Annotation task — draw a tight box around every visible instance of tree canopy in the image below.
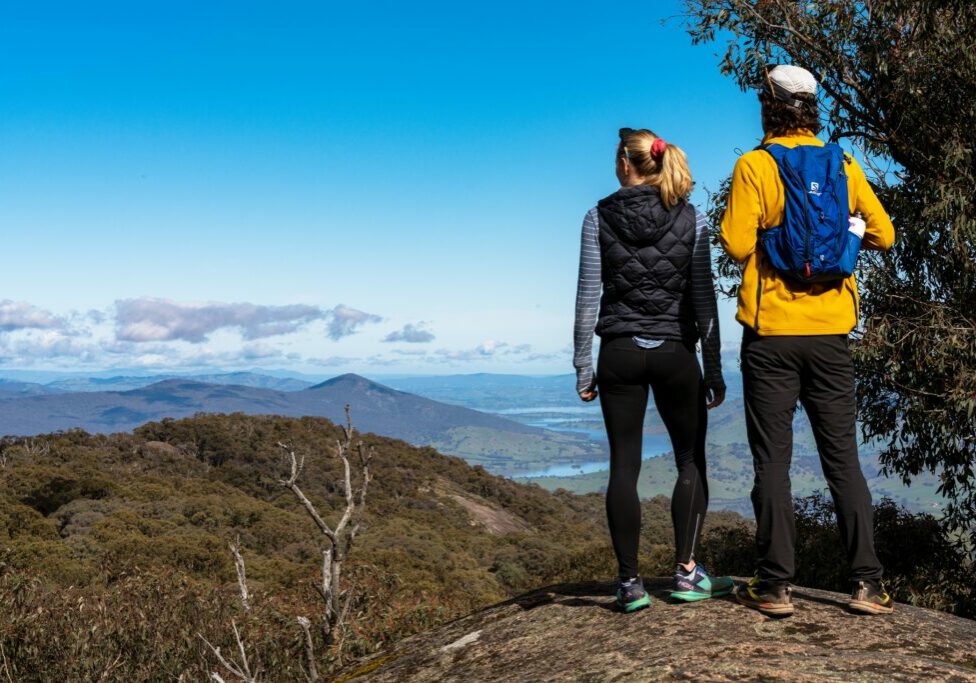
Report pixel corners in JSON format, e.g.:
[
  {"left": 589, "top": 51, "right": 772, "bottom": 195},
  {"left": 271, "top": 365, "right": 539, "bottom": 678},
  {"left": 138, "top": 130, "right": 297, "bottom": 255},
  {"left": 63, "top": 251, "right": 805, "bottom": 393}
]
[{"left": 684, "top": 1, "right": 976, "bottom": 535}]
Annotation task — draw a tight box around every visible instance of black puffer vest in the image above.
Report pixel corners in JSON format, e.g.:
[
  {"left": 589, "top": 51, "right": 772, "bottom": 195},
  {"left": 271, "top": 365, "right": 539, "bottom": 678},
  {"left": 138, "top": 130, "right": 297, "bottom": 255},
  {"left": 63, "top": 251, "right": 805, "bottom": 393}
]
[{"left": 595, "top": 185, "right": 698, "bottom": 342}]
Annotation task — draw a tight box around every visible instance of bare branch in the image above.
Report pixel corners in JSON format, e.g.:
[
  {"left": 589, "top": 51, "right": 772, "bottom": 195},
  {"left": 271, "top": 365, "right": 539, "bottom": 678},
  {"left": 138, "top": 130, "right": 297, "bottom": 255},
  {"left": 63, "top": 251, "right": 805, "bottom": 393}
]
[
  {"left": 1, "top": 642, "right": 14, "bottom": 683},
  {"left": 334, "top": 590, "right": 357, "bottom": 668},
  {"left": 277, "top": 441, "right": 306, "bottom": 484},
  {"left": 333, "top": 441, "right": 356, "bottom": 541},
  {"left": 279, "top": 443, "right": 338, "bottom": 545},
  {"left": 200, "top": 621, "right": 260, "bottom": 683},
  {"left": 229, "top": 539, "right": 251, "bottom": 612},
  {"left": 312, "top": 548, "right": 336, "bottom": 613},
  {"left": 232, "top": 620, "right": 255, "bottom": 682},
  {"left": 297, "top": 616, "right": 319, "bottom": 682},
  {"left": 343, "top": 403, "right": 354, "bottom": 443}
]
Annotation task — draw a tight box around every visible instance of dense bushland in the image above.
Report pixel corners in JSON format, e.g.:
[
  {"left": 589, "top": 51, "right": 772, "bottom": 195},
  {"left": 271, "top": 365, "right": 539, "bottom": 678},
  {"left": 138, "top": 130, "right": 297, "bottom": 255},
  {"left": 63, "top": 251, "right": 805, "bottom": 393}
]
[
  {"left": 0, "top": 414, "right": 971, "bottom": 681},
  {"left": 0, "top": 414, "right": 616, "bottom": 680}
]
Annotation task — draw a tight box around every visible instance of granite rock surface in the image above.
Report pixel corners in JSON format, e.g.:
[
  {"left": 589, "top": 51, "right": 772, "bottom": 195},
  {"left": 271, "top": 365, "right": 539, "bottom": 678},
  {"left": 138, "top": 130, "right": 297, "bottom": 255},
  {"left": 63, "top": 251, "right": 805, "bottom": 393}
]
[{"left": 337, "top": 578, "right": 976, "bottom": 682}]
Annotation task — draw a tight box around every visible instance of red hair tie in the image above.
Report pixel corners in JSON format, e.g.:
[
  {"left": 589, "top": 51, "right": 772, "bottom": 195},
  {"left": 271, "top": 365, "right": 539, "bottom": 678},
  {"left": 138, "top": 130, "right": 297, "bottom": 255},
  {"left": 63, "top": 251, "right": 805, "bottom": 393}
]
[{"left": 651, "top": 137, "right": 668, "bottom": 159}]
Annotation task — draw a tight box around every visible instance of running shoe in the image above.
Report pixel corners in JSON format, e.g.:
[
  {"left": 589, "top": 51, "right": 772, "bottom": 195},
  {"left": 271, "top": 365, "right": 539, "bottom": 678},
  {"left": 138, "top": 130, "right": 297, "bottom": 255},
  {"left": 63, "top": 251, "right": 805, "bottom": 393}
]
[
  {"left": 734, "top": 574, "right": 795, "bottom": 617},
  {"left": 670, "top": 563, "right": 735, "bottom": 602},
  {"left": 849, "top": 580, "right": 895, "bottom": 615},
  {"left": 615, "top": 576, "right": 651, "bottom": 613}
]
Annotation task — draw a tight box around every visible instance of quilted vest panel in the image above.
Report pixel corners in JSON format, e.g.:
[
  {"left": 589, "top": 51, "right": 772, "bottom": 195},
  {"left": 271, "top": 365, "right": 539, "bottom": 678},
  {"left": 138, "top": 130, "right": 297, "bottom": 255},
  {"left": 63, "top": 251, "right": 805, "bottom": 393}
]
[{"left": 595, "top": 185, "right": 698, "bottom": 342}]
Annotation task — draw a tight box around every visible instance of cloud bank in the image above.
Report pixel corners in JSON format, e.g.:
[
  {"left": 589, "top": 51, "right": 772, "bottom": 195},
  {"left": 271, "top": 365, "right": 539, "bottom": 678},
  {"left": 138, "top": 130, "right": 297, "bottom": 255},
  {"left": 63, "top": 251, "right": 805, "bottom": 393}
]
[
  {"left": 113, "top": 298, "right": 382, "bottom": 344},
  {"left": 0, "top": 298, "right": 565, "bottom": 372},
  {"left": 114, "top": 298, "right": 328, "bottom": 343}
]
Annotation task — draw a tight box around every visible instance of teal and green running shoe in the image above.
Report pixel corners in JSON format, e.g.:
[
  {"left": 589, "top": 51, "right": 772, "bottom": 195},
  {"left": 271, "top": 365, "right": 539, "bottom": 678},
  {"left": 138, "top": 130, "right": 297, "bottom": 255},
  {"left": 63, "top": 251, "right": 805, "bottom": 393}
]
[
  {"left": 670, "top": 563, "right": 734, "bottom": 602},
  {"left": 615, "top": 576, "right": 651, "bottom": 613}
]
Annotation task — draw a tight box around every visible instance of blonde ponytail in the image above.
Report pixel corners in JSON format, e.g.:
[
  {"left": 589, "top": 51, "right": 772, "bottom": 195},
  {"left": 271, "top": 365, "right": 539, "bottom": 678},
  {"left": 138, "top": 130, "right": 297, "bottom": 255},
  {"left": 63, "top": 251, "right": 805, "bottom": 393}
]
[
  {"left": 618, "top": 129, "right": 693, "bottom": 208},
  {"left": 651, "top": 143, "right": 693, "bottom": 209}
]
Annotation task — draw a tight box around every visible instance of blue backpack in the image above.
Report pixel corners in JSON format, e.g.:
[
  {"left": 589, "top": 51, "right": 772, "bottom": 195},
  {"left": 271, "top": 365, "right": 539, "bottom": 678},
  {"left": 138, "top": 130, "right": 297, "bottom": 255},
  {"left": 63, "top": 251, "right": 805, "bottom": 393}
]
[{"left": 758, "top": 143, "right": 861, "bottom": 283}]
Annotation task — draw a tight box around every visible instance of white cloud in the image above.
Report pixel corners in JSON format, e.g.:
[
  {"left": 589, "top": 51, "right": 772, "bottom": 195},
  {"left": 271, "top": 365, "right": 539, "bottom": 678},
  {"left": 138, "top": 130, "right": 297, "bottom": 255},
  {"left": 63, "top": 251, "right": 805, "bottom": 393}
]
[
  {"left": 424, "top": 341, "right": 563, "bottom": 364},
  {"left": 115, "top": 297, "right": 328, "bottom": 343},
  {"left": 307, "top": 355, "right": 357, "bottom": 367},
  {"left": 0, "top": 330, "right": 98, "bottom": 365},
  {"left": 0, "top": 300, "right": 63, "bottom": 332},
  {"left": 432, "top": 340, "right": 510, "bottom": 362},
  {"left": 392, "top": 348, "right": 428, "bottom": 356},
  {"left": 381, "top": 322, "right": 435, "bottom": 343},
  {"left": 365, "top": 354, "right": 401, "bottom": 366},
  {"left": 326, "top": 305, "right": 382, "bottom": 341}
]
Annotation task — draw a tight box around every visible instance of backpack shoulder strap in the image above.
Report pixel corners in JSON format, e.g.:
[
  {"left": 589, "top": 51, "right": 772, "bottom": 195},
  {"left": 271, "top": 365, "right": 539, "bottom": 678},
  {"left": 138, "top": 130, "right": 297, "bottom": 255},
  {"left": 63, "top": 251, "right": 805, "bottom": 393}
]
[{"left": 757, "top": 142, "right": 788, "bottom": 163}]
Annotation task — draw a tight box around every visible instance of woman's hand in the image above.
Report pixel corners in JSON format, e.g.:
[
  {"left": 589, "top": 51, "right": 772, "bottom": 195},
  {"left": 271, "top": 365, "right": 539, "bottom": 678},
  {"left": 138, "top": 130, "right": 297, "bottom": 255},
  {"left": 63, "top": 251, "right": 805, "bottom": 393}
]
[
  {"left": 579, "top": 388, "right": 598, "bottom": 402},
  {"left": 705, "top": 385, "right": 726, "bottom": 409}
]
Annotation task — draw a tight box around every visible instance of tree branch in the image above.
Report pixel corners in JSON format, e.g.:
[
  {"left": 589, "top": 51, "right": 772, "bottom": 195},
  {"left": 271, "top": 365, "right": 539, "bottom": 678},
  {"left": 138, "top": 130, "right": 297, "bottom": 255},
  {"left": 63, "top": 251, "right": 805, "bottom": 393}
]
[
  {"left": 200, "top": 620, "right": 260, "bottom": 683},
  {"left": 229, "top": 539, "right": 250, "bottom": 612},
  {"left": 297, "top": 616, "right": 318, "bottom": 683},
  {"left": 278, "top": 442, "right": 338, "bottom": 545}
]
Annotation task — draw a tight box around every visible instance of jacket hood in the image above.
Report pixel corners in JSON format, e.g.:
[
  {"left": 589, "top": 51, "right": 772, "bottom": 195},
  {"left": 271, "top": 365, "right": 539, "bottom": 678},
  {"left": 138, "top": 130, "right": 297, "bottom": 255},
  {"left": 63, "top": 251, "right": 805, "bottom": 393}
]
[{"left": 596, "top": 185, "right": 686, "bottom": 246}]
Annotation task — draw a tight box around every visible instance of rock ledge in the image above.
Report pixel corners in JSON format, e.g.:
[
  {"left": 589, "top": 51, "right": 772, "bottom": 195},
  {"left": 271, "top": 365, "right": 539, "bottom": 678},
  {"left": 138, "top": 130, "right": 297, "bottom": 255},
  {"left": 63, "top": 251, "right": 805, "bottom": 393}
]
[{"left": 337, "top": 578, "right": 976, "bottom": 682}]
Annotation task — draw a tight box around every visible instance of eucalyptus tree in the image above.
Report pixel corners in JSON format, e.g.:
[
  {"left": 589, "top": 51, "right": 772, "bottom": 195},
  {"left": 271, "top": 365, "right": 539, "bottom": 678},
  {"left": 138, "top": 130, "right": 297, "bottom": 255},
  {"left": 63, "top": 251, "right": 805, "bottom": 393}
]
[{"left": 684, "top": 1, "right": 976, "bottom": 535}]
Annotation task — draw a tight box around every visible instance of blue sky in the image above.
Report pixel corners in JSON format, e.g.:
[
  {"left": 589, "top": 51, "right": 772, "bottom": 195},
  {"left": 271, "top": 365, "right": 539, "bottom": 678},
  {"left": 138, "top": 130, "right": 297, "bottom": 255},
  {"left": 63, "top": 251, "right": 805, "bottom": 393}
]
[{"left": 0, "top": 1, "right": 762, "bottom": 376}]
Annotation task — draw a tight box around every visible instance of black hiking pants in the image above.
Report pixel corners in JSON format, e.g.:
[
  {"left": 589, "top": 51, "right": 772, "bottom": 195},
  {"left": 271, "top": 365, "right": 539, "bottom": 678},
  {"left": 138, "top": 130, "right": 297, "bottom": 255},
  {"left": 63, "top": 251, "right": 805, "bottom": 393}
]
[
  {"left": 597, "top": 337, "right": 709, "bottom": 579},
  {"left": 741, "top": 328, "right": 883, "bottom": 584}
]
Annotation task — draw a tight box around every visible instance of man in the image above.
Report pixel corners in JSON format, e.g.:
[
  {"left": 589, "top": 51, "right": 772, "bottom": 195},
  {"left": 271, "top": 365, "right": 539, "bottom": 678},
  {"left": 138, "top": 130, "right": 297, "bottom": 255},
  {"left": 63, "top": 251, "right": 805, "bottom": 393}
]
[{"left": 720, "top": 64, "right": 896, "bottom": 617}]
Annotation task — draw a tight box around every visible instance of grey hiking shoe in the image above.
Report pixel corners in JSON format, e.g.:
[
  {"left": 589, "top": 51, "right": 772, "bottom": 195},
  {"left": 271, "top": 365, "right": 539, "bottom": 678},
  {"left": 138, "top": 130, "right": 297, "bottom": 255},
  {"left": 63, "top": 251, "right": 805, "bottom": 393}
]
[
  {"left": 734, "top": 575, "right": 794, "bottom": 617},
  {"left": 849, "top": 580, "right": 894, "bottom": 615}
]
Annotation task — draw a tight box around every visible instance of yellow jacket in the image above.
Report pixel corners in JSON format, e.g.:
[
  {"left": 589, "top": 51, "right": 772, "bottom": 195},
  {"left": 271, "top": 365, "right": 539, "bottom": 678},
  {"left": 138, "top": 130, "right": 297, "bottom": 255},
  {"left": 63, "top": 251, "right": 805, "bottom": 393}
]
[{"left": 720, "top": 130, "right": 895, "bottom": 335}]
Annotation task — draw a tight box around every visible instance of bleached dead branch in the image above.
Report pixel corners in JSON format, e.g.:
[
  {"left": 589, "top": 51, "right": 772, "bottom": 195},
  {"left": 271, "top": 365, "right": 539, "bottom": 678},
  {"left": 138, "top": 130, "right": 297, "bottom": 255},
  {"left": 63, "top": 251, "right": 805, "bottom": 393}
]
[
  {"left": 229, "top": 539, "right": 250, "bottom": 612},
  {"left": 200, "top": 620, "right": 261, "bottom": 683}
]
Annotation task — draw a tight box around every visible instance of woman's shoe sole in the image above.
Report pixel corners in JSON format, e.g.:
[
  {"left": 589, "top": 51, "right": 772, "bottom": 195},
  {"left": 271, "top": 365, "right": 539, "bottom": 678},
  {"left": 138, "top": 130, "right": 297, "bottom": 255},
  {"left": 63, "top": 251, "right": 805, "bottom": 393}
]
[
  {"left": 670, "top": 585, "right": 734, "bottom": 602},
  {"left": 849, "top": 599, "right": 894, "bottom": 615},
  {"left": 617, "top": 594, "right": 651, "bottom": 613}
]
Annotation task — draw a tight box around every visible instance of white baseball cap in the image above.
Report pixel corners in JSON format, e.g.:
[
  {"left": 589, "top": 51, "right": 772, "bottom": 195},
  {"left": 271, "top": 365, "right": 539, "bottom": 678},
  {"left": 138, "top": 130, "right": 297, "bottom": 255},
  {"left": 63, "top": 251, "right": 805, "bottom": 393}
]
[{"left": 765, "top": 65, "right": 817, "bottom": 107}]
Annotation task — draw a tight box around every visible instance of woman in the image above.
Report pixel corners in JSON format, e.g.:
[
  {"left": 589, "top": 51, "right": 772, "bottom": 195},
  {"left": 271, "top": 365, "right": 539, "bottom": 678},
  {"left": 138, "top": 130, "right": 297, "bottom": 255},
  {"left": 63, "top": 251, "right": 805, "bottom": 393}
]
[{"left": 573, "top": 128, "right": 731, "bottom": 612}]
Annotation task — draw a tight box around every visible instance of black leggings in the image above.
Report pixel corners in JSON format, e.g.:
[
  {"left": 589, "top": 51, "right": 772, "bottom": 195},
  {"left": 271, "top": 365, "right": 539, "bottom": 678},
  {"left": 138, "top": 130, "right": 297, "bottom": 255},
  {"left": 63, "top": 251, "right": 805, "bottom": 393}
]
[{"left": 597, "top": 337, "right": 709, "bottom": 578}]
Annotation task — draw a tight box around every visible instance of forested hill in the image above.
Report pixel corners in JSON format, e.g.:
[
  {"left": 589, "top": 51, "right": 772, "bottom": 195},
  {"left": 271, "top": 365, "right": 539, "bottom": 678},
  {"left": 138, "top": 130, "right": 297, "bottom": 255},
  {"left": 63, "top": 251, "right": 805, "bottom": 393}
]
[{"left": 0, "top": 413, "right": 639, "bottom": 679}]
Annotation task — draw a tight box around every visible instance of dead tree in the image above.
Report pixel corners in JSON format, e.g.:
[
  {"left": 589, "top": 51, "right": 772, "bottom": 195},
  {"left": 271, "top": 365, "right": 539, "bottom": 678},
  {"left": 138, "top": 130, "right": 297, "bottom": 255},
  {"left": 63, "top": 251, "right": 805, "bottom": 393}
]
[
  {"left": 202, "top": 407, "right": 373, "bottom": 682},
  {"left": 278, "top": 404, "right": 373, "bottom": 674}
]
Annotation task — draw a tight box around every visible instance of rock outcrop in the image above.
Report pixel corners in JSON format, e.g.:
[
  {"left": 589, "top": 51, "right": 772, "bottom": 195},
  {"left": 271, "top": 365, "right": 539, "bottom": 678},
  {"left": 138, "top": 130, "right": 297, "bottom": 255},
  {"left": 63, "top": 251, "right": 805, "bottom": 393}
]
[{"left": 337, "top": 579, "right": 976, "bottom": 682}]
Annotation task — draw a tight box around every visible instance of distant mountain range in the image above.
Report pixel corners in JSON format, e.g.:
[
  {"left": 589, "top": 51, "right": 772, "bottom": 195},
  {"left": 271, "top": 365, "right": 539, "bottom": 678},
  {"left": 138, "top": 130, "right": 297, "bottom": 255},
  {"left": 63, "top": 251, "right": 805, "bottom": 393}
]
[
  {"left": 45, "top": 371, "right": 313, "bottom": 393},
  {"left": 383, "top": 362, "right": 745, "bottom": 410},
  {"left": 0, "top": 373, "right": 603, "bottom": 476},
  {"left": 0, "top": 379, "right": 65, "bottom": 397}
]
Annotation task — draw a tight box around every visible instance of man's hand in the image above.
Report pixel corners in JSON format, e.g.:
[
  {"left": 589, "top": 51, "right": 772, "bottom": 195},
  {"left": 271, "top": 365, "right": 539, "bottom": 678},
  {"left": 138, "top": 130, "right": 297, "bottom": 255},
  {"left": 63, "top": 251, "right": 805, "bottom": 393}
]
[
  {"left": 579, "top": 388, "right": 598, "bottom": 402},
  {"left": 706, "top": 385, "right": 726, "bottom": 409}
]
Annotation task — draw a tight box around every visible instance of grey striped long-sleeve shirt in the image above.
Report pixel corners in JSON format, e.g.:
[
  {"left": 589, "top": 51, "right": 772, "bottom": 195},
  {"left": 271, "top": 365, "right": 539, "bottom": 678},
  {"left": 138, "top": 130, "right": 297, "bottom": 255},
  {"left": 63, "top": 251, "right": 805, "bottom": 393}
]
[{"left": 573, "top": 205, "right": 725, "bottom": 394}]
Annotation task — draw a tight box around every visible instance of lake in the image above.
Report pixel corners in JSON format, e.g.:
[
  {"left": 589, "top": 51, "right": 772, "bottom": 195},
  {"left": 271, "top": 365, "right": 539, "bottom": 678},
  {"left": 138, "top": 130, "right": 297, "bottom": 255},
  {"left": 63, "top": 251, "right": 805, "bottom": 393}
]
[{"left": 498, "top": 404, "right": 676, "bottom": 478}]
